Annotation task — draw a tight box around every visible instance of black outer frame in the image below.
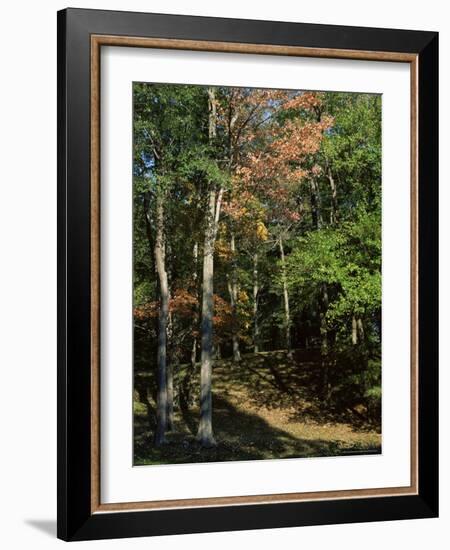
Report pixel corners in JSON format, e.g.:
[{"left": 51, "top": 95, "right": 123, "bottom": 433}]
[{"left": 57, "top": 8, "right": 438, "bottom": 541}]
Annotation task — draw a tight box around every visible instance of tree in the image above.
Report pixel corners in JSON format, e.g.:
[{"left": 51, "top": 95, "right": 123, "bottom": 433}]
[
  {"left": 236, "top": 91, "right": 332, "bottom": 355},
  {"left": 133, "top": 83, "right": 210, "bottom": 445},
  {"left": 197, "top": 87, "right": 224, "bottom": 447},
  {"left": 132, "top": 84, "right": 382, "bottom": 456}
]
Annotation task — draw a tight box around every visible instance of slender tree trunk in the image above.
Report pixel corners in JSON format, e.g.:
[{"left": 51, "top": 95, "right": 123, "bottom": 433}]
[
  {"left": 327, "top": 166, "right": 338, "bottom": 225},
  {"left": 320, "top": 294, "right": 329, "bottom": 354},
  {"left": 166, "top": 310, "right": 174, "bottom": 431},
  {"left": 253, "top": 252, "right": 259, "bottom": 353},
  {"left": 154, "top": 192, "right": 169, "bottom": 446},
  {"left": 310, "top": 179, "right": 331, "bottom": 398},
  {"left": 179, "top": 242, "right": 199, "bottom": 412},
  {"left": 320, "top": 283, "right": 331, "bottom": 402},
  {"left": 208, "top": 87, "right": 217, "bottom": 140},
  {"left": 309, "top": 178, "right": 323, "bottom": 229},
  {"left": 229, "top": 231, "right": 241, "bottom": 362},
  {"left": 191, "top": 241, "right": 199, "bottom": 368},
  {"left": 279, "top": 236, "right": 292, "bottom": 359},
  {"left": 352, "top": 315, "right": 358, "bottom": 345},
  {"left": 357, "top": 317, "right": 365, "bottom": 343},
  {"left": 351, "top": 315, "right": 365, "bottom": 346},
  {"left": 188, "top": 343, "right": 197, "bottom": 378},
  {"left": 197, "top": 189, "right": 217, "bottom": 447},
  {"left": 357, "top": 317, "right": 368, "bottom": 396},
  {"left": 197, "top": 86, "right": 220, "bottom": 447},
  {"left": 191, "top": 339, "right": 197, "bottom": 368},
  {"left": 166, "top": 357, "right": 174, "bottom": 431}
]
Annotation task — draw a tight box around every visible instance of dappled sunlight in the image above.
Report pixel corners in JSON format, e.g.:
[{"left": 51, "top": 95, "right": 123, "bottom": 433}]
[{"left": 134, "top": 350, "right": 380, "bottom": 465}]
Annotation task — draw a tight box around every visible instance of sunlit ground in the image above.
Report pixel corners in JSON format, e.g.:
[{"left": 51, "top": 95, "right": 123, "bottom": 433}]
[{"left": 134, "top": 350, "right": 381, "bottom": 465}]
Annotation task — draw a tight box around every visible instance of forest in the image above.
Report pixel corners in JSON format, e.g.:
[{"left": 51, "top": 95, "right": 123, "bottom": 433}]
[{"left": 133, "top": 83, "right": 382, "bottom": 465}]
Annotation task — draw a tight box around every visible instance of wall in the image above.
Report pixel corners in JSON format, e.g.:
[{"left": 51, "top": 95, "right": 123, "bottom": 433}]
[{"left": 0, "top": 1, "right": 447, "bottom": 548}]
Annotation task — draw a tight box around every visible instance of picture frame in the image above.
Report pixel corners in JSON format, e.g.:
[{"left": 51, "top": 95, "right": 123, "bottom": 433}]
[{"left": 57, "top": 7, "right": 438, "bottom": 541}]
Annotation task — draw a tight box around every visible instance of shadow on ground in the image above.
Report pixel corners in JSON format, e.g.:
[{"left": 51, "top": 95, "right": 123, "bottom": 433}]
[
  {"left": 134, "top": 392, "right": 379, "bottom": 465},
  {"left": 134, "top": 349, "right": 381, "bottom": 465}
]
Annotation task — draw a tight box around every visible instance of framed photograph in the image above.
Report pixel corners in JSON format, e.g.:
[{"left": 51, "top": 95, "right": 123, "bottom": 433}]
[{"left": 57, "top": 8, "right": 438, "bottom": 541}]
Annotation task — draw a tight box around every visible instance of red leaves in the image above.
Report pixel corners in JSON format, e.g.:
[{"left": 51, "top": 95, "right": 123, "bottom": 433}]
[
  {"left": 134, "top": 291, "right": 232, "bottom": 326},
  {"left": 134, "top": 301, "right": 159, "bottom": 320},
  {"left": 134, "top": 289, "right": 197, "bottom": 320},
  {"left": 231, "top": 94, "right": 333, "bottom": 226}
]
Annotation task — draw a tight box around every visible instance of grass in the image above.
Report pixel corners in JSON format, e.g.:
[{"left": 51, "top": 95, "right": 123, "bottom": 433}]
[{"left": 134, "top": 349, "right": 381, "bottom": 465}]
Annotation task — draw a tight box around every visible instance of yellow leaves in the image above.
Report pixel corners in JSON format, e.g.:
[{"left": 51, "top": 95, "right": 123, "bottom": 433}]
[
  {"left": 215, "top": 239, "right": 232, "bottom": 260},
  {"left": 256, "top": 221, "right": 269, "bottom": 241},
  {"left": 238, "top": 290, "right": 249, "bottom": 303}
]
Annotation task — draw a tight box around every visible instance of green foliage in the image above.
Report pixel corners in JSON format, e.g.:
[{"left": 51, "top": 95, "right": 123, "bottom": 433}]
[
  {"left": 133, "top": 83, "right": 383, "bottom": 449},
  {"left": 283, "top": 206, "right": 381, "bottom": 325}
]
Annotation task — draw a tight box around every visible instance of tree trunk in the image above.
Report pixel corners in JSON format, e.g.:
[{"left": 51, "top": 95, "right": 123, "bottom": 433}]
[
  {"left": 320, "top": 283, "right": 331, "bottom": 402},
  {"left": 351, "top": 315, "right": 365, "bottom": 346},
  {"left": 253, "top": 253, "right": 259, "bottom": 353},
  {"left": 154, "top": 192, "right": 169, "bottom": 446},
  {"left": 357, "top": 317, "right": 365, "bottom": 343},
  {"left": 310, "top": 173, "right": 331, "bottom": 397},
  {"left": 309, "top": 178, "right": 323, "bottom": 229},
  {"left": 208, "top": 87, "right": 217, "bottom": 140},
  {"left": 327, "top": 166, "right": 338, "bottom": 225},
  {"left": 191, "top": 336, "right": 197, "bottom": 368},
  {"left": 197, "top": 86, "right": 220, "bottom": 448},
  {"left": 191, "top": 241, "right": 199, "bottom": 368},
  {"left": 352, "top": 315, "right": 358, "bottom": 345},
  {"left": 166, "top": 358, "right": 174, "bottom": 431},
  {"left": 166, "top": 310, "right": 174, "bottom": 431},
  {"left": 197, "top": 189, "right": 217, "bottom": 447},
  {"left": 279, "top": 236, "right": 292, "bottom": 359},
  {"left": 357, "top": 317, "right": 368, "bottom": 396},
  {"left": 229, "top": 231, "right": 241, "bottom": 362}
]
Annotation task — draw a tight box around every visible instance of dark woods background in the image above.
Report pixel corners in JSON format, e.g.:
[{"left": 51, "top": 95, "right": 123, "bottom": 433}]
[{"left": 132, "top": 83, "right": 382, "bottom": 465}]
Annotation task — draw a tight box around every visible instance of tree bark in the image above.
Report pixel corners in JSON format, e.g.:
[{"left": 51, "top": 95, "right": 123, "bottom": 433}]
[
  {"left": 253, "top": 253, "right": 259, "bottom": 353},
  {"left": 357, "top": 317, "right": 365, "bottom": 343},
  {"left": 279, "top": 236, "right": 293, "bottom": 359},
  {"left": 351, "top": 315, "right": 365, "bottom": 346},
  {"left": 310, "top": 180, "right": 331, "bottom": 394},
  {"left": 197, "top": 189, "right": 217, "bottom": 447},
  {"left": 166, "top": 357, "right": 174, "bottom": 431},
  {"left": 197, "top": 86, "right": 220, "bottom": 447},
  {"left": 191, "top": 241, "right": 199, "bottom": 368},
  {"left": 153, "top": 191, "right": 169, "bottom": 446},
  {"left": 352, "top": 315, "right": 358, "bottom": 345},
  {"left": 166, "top": 310, "right": 174, "bottom": 431},
  {"left": 309, "top": 178, "right": 323, "bottom": 229},
  {"left": 229, "top": 231, "right": 241, "bottom": 362},
  {"left": 320, "top": 283, "right": 331, "bottom": 402},
  {"left": 327, "top": 166, "right": 338, "bottom": 225}
]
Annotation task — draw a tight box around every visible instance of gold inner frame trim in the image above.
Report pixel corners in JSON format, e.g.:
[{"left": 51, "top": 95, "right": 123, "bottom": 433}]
[{"left": 90, "top": 34, "right": 419, "bottom": 514}]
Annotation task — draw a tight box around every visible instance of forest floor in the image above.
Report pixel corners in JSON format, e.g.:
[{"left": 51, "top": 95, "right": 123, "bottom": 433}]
[{"left": 134, "top": 350, "right": 381, "bottom": 465}]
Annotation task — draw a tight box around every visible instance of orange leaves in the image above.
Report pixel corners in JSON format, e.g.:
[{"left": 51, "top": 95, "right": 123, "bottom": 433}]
[
  {"left": 273, "top": 118, "right": 331, "bottom": 161},
  {"left": 134, "top": 289, "right": 198, "bottom": 321},
  {"left": 214, "top": 88, "right": 333, "bottom": 231},
  {"left": 282, "top": 91, "right": 324, "bottom": 111},
  {"left": 221, "top": 190, "right": 254, "bottom": 220},
  {"left": 134, "top": 291, "right": 235, "bottom": 328},
  {"left": 134, "top": 301, "right": 159, "bottom": 320},
  {"left": 170, "top": 289, "right": 197, "bottom": 317},
  {"left": 212, "top": 294, "right": 233, "bottom": 329},
  {"left": 240, "top": 116, "right": 332, "bottom": 188},
  {"left": 230, "top": 94, "right": 333, "bottom": 226}
]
